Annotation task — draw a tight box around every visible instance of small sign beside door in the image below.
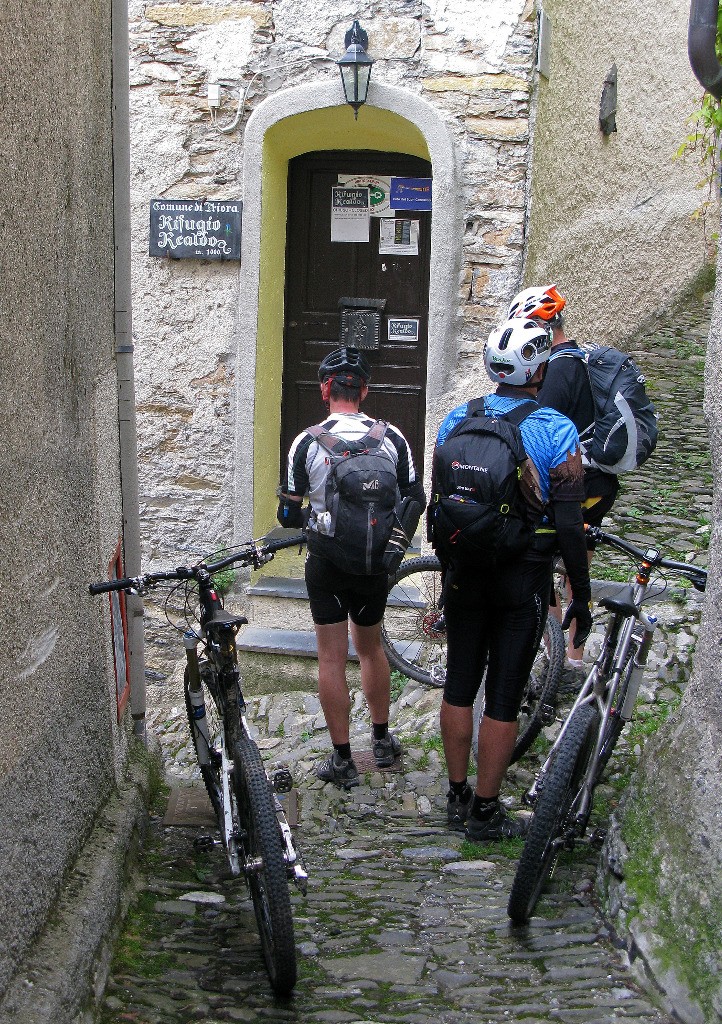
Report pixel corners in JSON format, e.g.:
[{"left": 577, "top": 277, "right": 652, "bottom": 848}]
[
  {"left": 387, "top": 317, "right": 420, "bottom": 343},
  {"left": 389, "top": 177, "right": 432, "bottom": 211}
]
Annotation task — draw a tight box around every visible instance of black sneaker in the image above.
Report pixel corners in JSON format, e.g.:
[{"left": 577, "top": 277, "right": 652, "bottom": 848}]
[
  {"left": 465, "top": 803, "right": 528, "bottom": 842},
  {"left": 316, "top": 752, "right": 359, "bottom": 790},
  {"left": 372, "top": 731, "right": 402, "bottom": 768},
  {"left": 447, "top": 784, "right": 473, "bottom": 831}
]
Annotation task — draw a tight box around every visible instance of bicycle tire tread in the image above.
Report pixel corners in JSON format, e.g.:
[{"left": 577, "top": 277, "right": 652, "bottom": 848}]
[
  {"left": 233, "top": 731, "right": 297, "bottom": 994},
  {"left": 508, "top": 703, "right": 598, "bottom": 924}
]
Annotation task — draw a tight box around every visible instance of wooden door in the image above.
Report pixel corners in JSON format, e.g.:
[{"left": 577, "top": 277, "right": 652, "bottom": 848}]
[{"left": 281, "top": 150, "right": 431, "bottom": 468}]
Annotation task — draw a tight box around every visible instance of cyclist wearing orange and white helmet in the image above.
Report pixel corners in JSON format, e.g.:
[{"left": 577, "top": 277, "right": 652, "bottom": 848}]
[{"left": 509, "top": 285, "right": 620, "bottom": 669}]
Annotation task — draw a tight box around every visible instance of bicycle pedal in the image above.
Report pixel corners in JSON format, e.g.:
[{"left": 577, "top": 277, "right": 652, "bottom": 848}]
[
  {"left": 521, "top": 791, "right": 536, "bottom": 808},
  {"left": 272, "top": 766, "right": 294, "bottom": 793},
  {"left": 193, "top": 834, "right": 220, "bottom": 852},
  {"left": 590, "top": 827, "right": 607, "bottom": 848}
]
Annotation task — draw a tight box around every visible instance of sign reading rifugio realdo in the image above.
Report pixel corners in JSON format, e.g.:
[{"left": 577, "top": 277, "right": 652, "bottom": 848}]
[{"left": 149, "top": 199, "right": 242, "bottom": 260}]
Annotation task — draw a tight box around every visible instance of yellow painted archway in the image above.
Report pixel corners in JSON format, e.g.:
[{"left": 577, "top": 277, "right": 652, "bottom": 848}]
[{"left": 253, "top": 104, "right": 431, "bottom": 533}]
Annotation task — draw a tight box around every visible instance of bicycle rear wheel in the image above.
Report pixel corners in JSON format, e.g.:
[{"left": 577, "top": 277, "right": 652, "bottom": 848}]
[
  {"left": 382, "top": 555, "right": 447, "bottom": 686},
  {"left": 183, "top": 667, "right": 223, "bottom": 821},
  {"left": 472, "top": 614, "right": 565, "bottom": 765},
  {"left": 507, "top": 702, "right": 598, "bottom": 925},
  {"left": 233, "top": 729, "right": 297, "bottom": 995}
]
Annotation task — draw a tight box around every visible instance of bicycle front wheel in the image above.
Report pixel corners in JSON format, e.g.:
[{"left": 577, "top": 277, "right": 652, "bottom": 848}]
[
  {"left": 507, "top": 702, "right": 598, "bottom": 925},
  {"left": 382, "top": 555, "right": 446, "bottom": 686},
  {"left": 233, "top": 729, "right": 297, "bottom": 995}
]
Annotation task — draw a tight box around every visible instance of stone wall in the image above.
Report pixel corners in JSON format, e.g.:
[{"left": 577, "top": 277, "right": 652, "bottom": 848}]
[
  {"left": 0, "top": 0, "right": 126, "bottom": 998},
  {"left": 128, "top": 0, "right": 537, "bottom": 566},
  {"left": 524, "top": 0, "right": 710, "bottom": 345}
]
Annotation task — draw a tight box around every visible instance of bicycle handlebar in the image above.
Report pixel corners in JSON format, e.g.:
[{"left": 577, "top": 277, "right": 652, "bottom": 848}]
[
  {"left": 586, "top": 526, "right": 708, "bottom": 591},
  {"left": 88, "top": 532, "right": 308, "bottom": 596}
]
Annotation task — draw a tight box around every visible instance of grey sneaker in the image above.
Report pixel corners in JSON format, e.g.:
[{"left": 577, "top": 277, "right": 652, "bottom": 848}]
[
  {"left": 465, "top": 803, "right": 528, "bottom": 842},
  {"left": 447, "top": 784, "right": 473, "bottom": 831},
  {"left": 316, "top": 751, "right": 359, "bottom": 790},
  {"left": 372, "top": 731, "right": 402, "bottom": 768}
]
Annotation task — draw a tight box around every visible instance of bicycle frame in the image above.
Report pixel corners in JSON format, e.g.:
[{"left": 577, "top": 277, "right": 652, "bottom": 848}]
[{"left": 526, "top": 550, "right": 661, "bottom": 835}]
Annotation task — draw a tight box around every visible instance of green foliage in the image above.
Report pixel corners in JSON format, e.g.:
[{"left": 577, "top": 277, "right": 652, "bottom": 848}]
[
  {"left": 676, "top": 8, "right": 722, "bottom": 244},
  {"left": 390, "top": 670, "right": 407, "bottom": 702}
]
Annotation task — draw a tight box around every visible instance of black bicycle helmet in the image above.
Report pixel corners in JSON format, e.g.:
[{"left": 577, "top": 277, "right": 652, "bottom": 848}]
[{"left": 317, "top": 346, "right": 371, "bottom": 384}]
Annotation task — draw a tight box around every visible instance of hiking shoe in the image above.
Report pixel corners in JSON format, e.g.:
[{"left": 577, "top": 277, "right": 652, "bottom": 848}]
[
  {"left": 465, "top": 803, "right": 528, "bottom": 842},
  {"left": 316, "top": 752, "right": 359, "bottom": 790},
  {"left": 372, "top": 731, "right": 402, "bottom": 768},
  {"left": 447, "top": 784, "right": 473, "bottom": 831}
]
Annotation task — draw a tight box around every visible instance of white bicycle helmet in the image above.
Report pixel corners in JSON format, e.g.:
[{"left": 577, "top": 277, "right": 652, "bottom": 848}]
[
  {"left": 484, "top": 318, "right": 553, "bottom": 386},
  {"left": 507, "top": 284, "right": 566, "bottom": 322}
]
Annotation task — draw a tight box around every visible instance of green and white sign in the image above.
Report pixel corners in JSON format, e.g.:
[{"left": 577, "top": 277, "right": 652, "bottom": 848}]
[{"left": 338, "top": 174, "right": 394, "bottom": 217}]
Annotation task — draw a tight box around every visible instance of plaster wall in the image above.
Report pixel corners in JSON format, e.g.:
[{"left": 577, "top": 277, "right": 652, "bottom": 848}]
[
  {"left": 0, "top": 0, "right": 125, "bottom": 996},
  {"left": 523, "top": 0, "right": 710, "bottom": 343}
]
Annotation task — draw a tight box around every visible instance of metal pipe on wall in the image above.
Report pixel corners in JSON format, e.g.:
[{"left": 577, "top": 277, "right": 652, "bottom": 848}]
[
  {"left": 689, "top": 0, "right": 722, "bottom": 99},
  {"left": 112, "top": 0, "right": 146, "bottom": 741}
]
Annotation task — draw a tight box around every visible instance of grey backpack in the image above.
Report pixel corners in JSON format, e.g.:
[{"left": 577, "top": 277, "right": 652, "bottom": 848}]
[
  {"left": 550, "top": 346, "right": 658, "bottom": 474},
  {"left": 306, "top": 420, "right": 401, "bottom": 575}
]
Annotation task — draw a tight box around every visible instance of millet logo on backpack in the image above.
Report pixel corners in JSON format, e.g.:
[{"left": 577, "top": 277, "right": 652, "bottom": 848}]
[{"left": 362, "top": 478, "right": 380, "bottom": 491}]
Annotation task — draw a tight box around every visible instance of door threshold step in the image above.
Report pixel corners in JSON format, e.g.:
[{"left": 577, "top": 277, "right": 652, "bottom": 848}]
[{"left": 237, "top": 626, "right": 359, "bottom": 660}]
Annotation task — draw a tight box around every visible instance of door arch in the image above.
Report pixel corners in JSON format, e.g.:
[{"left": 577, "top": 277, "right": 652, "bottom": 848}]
[{"left": 234, "top": 82, "right": 460, "bottom": 541}]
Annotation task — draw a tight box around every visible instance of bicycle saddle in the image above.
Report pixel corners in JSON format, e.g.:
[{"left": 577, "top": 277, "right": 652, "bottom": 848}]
[
  {"left": 206, "top": 609, "right": 249, "bottom": 629},
  {"left": 598, "top": 585, "right": 639, "bottom": 618}
]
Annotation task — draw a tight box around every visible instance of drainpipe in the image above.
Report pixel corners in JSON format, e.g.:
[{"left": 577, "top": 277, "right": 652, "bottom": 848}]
[
  {"left": 689, "top": 0, "right": 722, "bottom": 99},
  {"left": 112, "top": 0, "right": 146, "bottom": 743}
]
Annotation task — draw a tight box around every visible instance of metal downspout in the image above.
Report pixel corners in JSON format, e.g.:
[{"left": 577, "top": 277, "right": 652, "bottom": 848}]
[
  {"left": 112, "top": 0, "right": 146, "bottom": 742},
  {"left": 689, "top": 0, "right": 722, "bottom": 99}
]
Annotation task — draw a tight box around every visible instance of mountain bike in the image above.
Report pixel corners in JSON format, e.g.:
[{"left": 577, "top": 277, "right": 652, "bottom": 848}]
[
  {"left": 507, "top": 527, "right": 707, "bottom": 925},
  {"left": 89, "top": 533, "right": 307, "bottom": 995},
  {"left": 381, "top": 554, "right": 565, "bottom": 764}
]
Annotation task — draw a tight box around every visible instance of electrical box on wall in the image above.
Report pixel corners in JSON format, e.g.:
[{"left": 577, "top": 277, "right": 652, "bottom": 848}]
[{"left": 536, "top": 9, "right": 551, "bottom": 79}]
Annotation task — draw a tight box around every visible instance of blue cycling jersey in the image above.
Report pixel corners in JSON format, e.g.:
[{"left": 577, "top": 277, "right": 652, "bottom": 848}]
[{"left": 435, "top": 394, "right": 580, "bottom": 506}]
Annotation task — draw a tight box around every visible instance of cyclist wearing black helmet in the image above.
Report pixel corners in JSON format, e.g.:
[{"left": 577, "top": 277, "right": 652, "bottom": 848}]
[{"left": 278, "top": 347, "right": 426, "bottom": 789}]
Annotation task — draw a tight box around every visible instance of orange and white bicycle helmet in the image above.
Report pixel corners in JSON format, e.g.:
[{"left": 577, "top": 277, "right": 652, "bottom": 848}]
[
  {"left": 484, "top": 318, "right": 553, "bottom": 386},
  {"left": 507, "top": 284, "right": 566, "bottom": 322}
]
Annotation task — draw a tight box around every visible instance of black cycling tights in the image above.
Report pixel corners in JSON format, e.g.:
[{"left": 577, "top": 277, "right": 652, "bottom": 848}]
[{"left": 442, "top": 556, "right": 551, "bottom": 721}]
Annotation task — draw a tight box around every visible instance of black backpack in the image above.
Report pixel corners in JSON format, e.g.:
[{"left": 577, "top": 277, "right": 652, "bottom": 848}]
[
  {"left": 428, "top": 398, "right": 539, "bottom": 567},
  {"left": 306, "top": 420, "right": 401, "bottom": 575},
  {"left": 550, "top": 346, "right": 658, "bottom": 474}
]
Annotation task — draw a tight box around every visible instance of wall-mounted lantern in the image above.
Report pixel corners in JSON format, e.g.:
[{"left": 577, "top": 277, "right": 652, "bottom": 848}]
[{"left": 338, "top": 20, "right": 374, "bottom": 118}]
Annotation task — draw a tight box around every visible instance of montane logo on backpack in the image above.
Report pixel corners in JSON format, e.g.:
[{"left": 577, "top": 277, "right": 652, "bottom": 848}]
[
  {"left": 451, "top": 460, "right": 489, "bottom": 473},
  {"left": 362, "top": 478, "right": 380, "bottom": 490}
]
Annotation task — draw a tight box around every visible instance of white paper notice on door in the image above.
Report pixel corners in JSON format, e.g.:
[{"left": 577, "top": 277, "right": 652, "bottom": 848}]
[
  {"left": 331, "top": 186, "right": 370, "bottom": 242},
  {"left": 379, "top": 218, "right": 419, "bottom": 256}
]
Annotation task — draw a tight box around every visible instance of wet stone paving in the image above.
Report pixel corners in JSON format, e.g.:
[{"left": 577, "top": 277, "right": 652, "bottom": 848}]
[{"left": 98, "top": 299, "right": 712, "bottom": 1023}]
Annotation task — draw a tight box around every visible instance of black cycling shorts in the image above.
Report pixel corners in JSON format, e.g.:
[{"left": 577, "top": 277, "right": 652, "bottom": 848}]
[
  {"left": 304, "top": 553, "right": 388, "bottom": 627},
  {"left": 442, "top": 555, "right": 551, "bottom": 721}
]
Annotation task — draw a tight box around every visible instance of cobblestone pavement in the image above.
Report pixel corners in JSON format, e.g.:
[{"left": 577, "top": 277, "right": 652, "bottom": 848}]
[{"left": 97, "top": 299, "right": 711, "bottom": 1023}]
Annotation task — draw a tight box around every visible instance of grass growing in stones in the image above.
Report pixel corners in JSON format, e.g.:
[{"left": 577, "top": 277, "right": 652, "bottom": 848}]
[
  {"left": 627, "top": 697, "right": 681, "bottom": 745},
  {"left": 111, "top": 890, "right": 177, "bottom": 979},
  {"left": 459, "top": 837, "right": 524, "bottom": 860},
  {"left": 390, "top": 669, "right": 407, "bottom": 701}
]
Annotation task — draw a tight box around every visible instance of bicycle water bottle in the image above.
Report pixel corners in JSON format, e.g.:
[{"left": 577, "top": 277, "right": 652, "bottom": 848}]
[
  {"left": 620, "top": 616, "right": 657, "bottom": 720},
  {"left": 185, "top": 631, "right": 212, "bottom": 765}
]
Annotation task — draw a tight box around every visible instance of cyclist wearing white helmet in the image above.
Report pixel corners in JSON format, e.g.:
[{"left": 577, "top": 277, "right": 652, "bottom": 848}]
[
  {"left": 508, "top": 284, "right": 620, "bottom": 668},
  {"left": 434, "top": 317, "right": 591, "bottom": 841},
  {"left": 278, "top": 347, "right": 425, "bottom": 791}
]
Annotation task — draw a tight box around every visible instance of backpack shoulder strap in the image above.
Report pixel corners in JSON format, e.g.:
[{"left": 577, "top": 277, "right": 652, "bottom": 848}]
[
  {"left": 548, "top": 347, "right": 587, "bottom": 363},
  {"left": 465, "top": 397, "right": 487, "bottom": 417},
  {"left": 361, "top": 419, "right": 389, "bottom": 450},
  {"left": 500, "top": 400, "right": 537, "bottom": 427},
  {"left": 306, "top": 423, "right": 347, "bottom": 455}
]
